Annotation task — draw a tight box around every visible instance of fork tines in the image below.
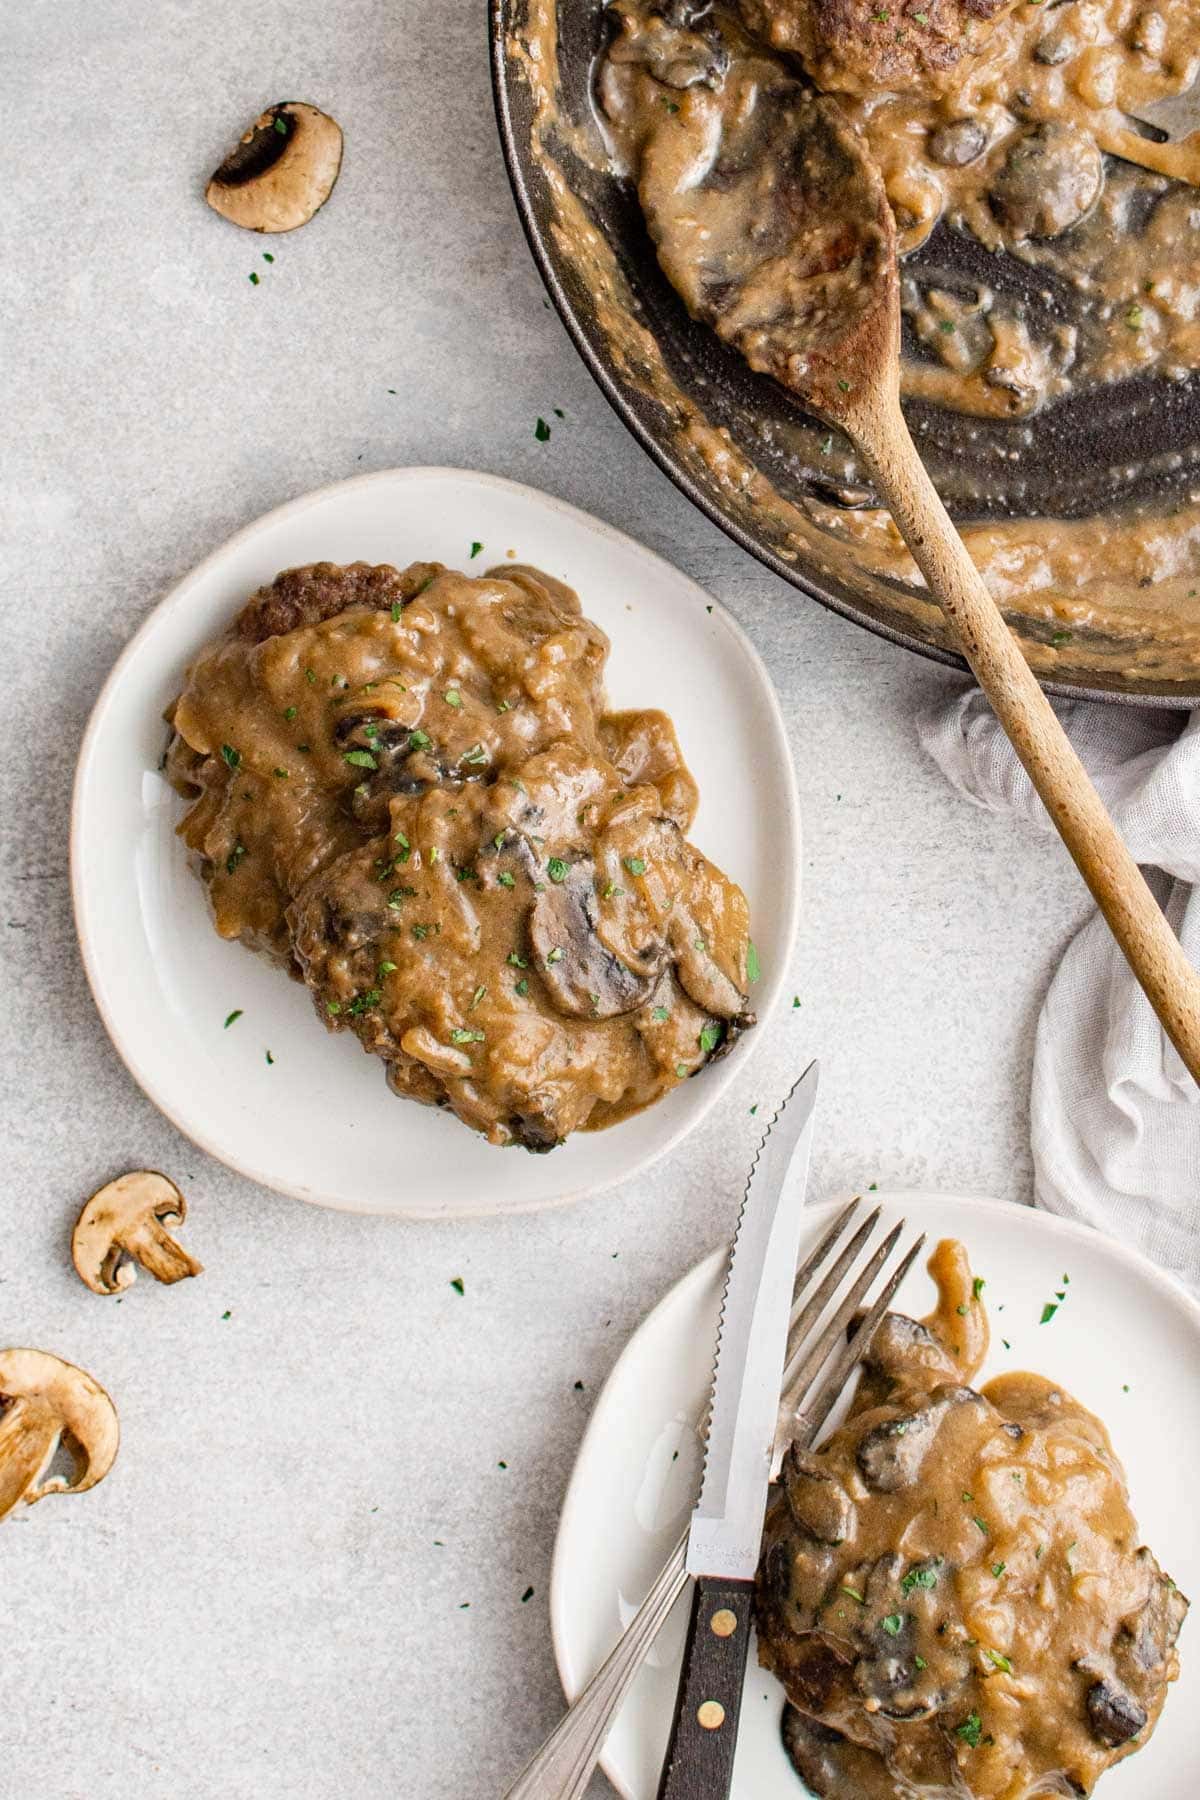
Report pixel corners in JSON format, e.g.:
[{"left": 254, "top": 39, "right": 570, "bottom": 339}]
[{"left": 772, "top": 1199, "right": 925, "bottom": 1471}]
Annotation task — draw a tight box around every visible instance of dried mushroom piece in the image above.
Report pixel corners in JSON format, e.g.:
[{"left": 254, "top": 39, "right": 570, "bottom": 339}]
[
  {"left": 72, "top": 1170, "right": 203, "bottom": 1295},
  {"left": 0, "top": 1349, "right": 119, "bottom": 1522},
  {"left": 205, "top": 101, "right": 343, "bottom": 233}
]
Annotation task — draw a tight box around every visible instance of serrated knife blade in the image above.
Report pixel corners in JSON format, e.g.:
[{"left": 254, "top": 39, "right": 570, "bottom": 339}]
[{"left": 686, "top": 1061, "right": 819, "bottom": 1581}]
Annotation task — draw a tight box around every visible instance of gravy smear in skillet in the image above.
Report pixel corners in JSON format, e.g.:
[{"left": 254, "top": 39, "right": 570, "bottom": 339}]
[
  {"left": 166, "top": 561, "right": 755, "bottom": 1150},
  {"left": 756, "top": 1240, "right": 1188, "bottom": 1796},
  {"left": 599, "top": 0, "right": 1200, "bottom": 423}
]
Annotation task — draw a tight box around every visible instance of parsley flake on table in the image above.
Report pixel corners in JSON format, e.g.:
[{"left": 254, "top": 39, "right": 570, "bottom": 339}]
[
  {"left": 450, "top": 1277, "right": 465, "bottom": 1295},
  {"left": 521, "top": 1586, "right": 534, "bottom": 1603},
  {"left": 223, "top": 1009, "right": 243, "bottom": 1029},
  {"left": 535, "top": 417, "right": 551, "bottom": 441},
  {"left": 470, "top": 541, "right": 483, "bottom": 558},
  {"left": 265, "top": 1049, "right": 274, "bottom": 1065}
]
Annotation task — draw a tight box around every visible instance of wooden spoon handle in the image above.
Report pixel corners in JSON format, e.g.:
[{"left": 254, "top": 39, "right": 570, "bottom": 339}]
[{"left": 849, "top": 383, "right": 1200, "bottom": 1085}]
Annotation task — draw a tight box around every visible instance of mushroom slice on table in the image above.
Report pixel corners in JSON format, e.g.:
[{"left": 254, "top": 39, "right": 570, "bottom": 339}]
[
  {"left": 205, "top": 101, "right": 343, "bottom": 233},
  {"left": 0, "top": 1349, "right": 119, "bottom": 1523},
  {"left": 72, "top": 1170, "right": 204, "bottom": 1295}
]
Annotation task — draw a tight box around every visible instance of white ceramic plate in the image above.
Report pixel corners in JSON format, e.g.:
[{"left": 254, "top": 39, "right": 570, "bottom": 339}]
[
  {"left": 71, "top": 468, "right": 799, "bottom": 1217},
  {"left": 552, "top": 1192, "right": 1200, "bottom": 1798}
]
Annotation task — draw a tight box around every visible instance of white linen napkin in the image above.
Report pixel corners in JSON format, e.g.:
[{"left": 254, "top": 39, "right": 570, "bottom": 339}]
[{"left": 919, "top": 686, "right": 1200, "bottom": 1292}]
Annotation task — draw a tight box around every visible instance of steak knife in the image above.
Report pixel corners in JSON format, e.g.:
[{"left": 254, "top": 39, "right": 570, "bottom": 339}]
[{"left": 656, "top": 1062, "right": 819, "bottom": 1800}]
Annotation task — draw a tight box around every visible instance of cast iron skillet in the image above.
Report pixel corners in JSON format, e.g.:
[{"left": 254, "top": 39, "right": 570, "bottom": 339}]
[{"left": 490, "top": 0, "right": 1200, "bottom": 707}]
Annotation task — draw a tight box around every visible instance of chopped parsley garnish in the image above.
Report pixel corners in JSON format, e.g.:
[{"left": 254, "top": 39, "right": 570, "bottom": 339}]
[
  {"left": 507, "top": 952, "right": 528, "bottom": 968},
  {"left": 521, "top": 1586, "right": 534, "bottom": 1603},
  {"left": 379, "top": 961, "right": 397, "bottom": 976},
  {"left": 602, "top": 881, "right": 624, "bottom": 899},
  {"left": 914, "top": 1655, "right": 927, "bottom": 1670},
  {"left": 391, "top": 601, "right": 403, "bottom": 623},
  {"left": 265, "top": 1050, "right": 274, "bottom": 1065},
  {"left": 746, "top": 940, "right": 761, "bottom": 983},
  {"left": 450, "top": 1277, "right": 465, "bottom": 1295},
  {"left": 534, "top": 417, "right": 551, "bottom": 441},
  {"left": 545, "top": 947, "right": 564, "bottom": 965},
  {"left": 623, "top": 856, "right": 647, "bottom": 877},
  {"left": 973, "top": 1516, "right": 989, "bottom": 1535},
  {"left": 412, "top": 924, "right": 431, "bottom": 940},
  {"left": 991, "top": 1562, "right": 1007, "bottom": 1579},
  {"left": 326, "top": 1000, "right": 342, "bottom": 1015},
  {"left": 273, "top": 767, "right": 289, "bottom": 779},
  {"left": 387, "top": 886, "right": 417, "bottom": 909},
  {"left": 469, "top": 985, "right": 486, "bottom": 1010},
  {"left": 984, "top": 1648, "right": 1012, "bottom": 1673},
  {"left": 698, "top": 1022, "right": 724, "bottom": 1054},
  {"left": 955, "top": 1713, "right": 984, "bottom": 1749},
  {"left": 225, "top": 842, "right": 247, "bottom": 875},
  {"left": 347, "top": 989, "right": 381, "bottom": 1016},
  {"left": 675, "top": 1062, "right": 689, "bottom": 1078},
  {"left": 840, "top": 1584, "right": 866, "bottom": 1604},
  {"left": 460, "top": 743, "right": 488, "bottom": 767},
  {"left": 514, "top": 977, "right": 529, "bottom": 996},
  {"left": 470, "top": 541, "right": 483, "bottom": 558},
  {"left": 409, "top": 729, "right": 432, "bottom": 750},
  {"left": 497, "top": 871, "right": 516, "bottom": 888},
  {"left": 443, "top": 688, "right": 462, "bottom": 708},
  {"left": 223, "top": 1009, "right": 243, "bottom": 1029},
  {"left": 273, "top": 115, "right": 288, "bottom": 135},
  {"left": 881, "top": 1614, "right": 904, "bottom": 1637},
  {"left": 973, "top": 1276, "right": 986, "bottom": 1299},
  {"left": 450, "top": 1027, "right": 485, "bottom": 1045},
  {"left": 283, "top": 705, "right": 297, "bottom": 720},
  {"left": 220, "top": 743, "right": 242, "bottom": 770},
  {"left": 547, "top": 857, "right": 569, "bottom": 882},
  {"left": 344, "top": 750, "right": 377, "bottom": 770},
  {"left": 901, "top": 1561, "right": 940, "bottom": 1595},
  {"left": 1040, "top": 1301, "right": 1060, "bottom": 1324},
  {"left": 248, "top": 271, "right": 260, "bottom": 285},
  {"left": 305, "top": 668, "right": 317, "bottom": 684},
  {"left": 652, "top": 1006, "right": 670, "bottom": 1022}
]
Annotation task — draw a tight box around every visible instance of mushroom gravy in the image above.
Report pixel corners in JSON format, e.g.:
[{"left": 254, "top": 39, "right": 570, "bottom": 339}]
[
  {"left": 166, "top": 560, "right": 755, "bottom": 1150},
  {"left": 599, "top": 0, "right": 1200, "bottom": 422},
  {"left": 504, "top": 0, "right": 1200, "bottom": 684},
  {"left": 756, "top": 1239, "right": 1188, "bottom": 1797}
]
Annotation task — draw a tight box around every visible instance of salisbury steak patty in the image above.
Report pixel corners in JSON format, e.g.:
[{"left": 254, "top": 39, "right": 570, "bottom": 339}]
[
  {"left": 166, "top": 560, "right": 756, "bottom": 1149},
  {"left": 736, "top": 0, "right": 1020, "bottom": 95}
]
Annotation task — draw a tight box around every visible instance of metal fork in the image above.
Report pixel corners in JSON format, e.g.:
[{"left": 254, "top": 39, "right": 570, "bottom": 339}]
[{"left": 502, "top": 1199, "right": 924, "bottom": 1800}]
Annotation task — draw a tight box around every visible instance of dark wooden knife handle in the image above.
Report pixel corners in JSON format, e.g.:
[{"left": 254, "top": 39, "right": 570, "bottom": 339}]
[{"left": 656, "top": 1575, "right": 755, "bottom": 1800}]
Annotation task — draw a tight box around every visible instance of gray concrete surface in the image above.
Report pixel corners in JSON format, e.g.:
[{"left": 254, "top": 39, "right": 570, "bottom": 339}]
[{"left": 2, "top": 3, "right": 1091, "bottom": 1795}]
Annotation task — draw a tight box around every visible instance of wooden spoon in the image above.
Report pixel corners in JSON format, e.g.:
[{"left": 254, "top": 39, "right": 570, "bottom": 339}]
[{"left": 637, "top": 86, "right": 1200, "bottom": 1080}]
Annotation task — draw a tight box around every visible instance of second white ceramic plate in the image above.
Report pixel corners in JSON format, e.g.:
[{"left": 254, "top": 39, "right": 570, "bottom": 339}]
[
  {"left": 71, "top": 468, "right": 799, "bottom": 1217},
  {"left": 551, "top": 1193, "right": 1200, "bottom": 1798}
]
